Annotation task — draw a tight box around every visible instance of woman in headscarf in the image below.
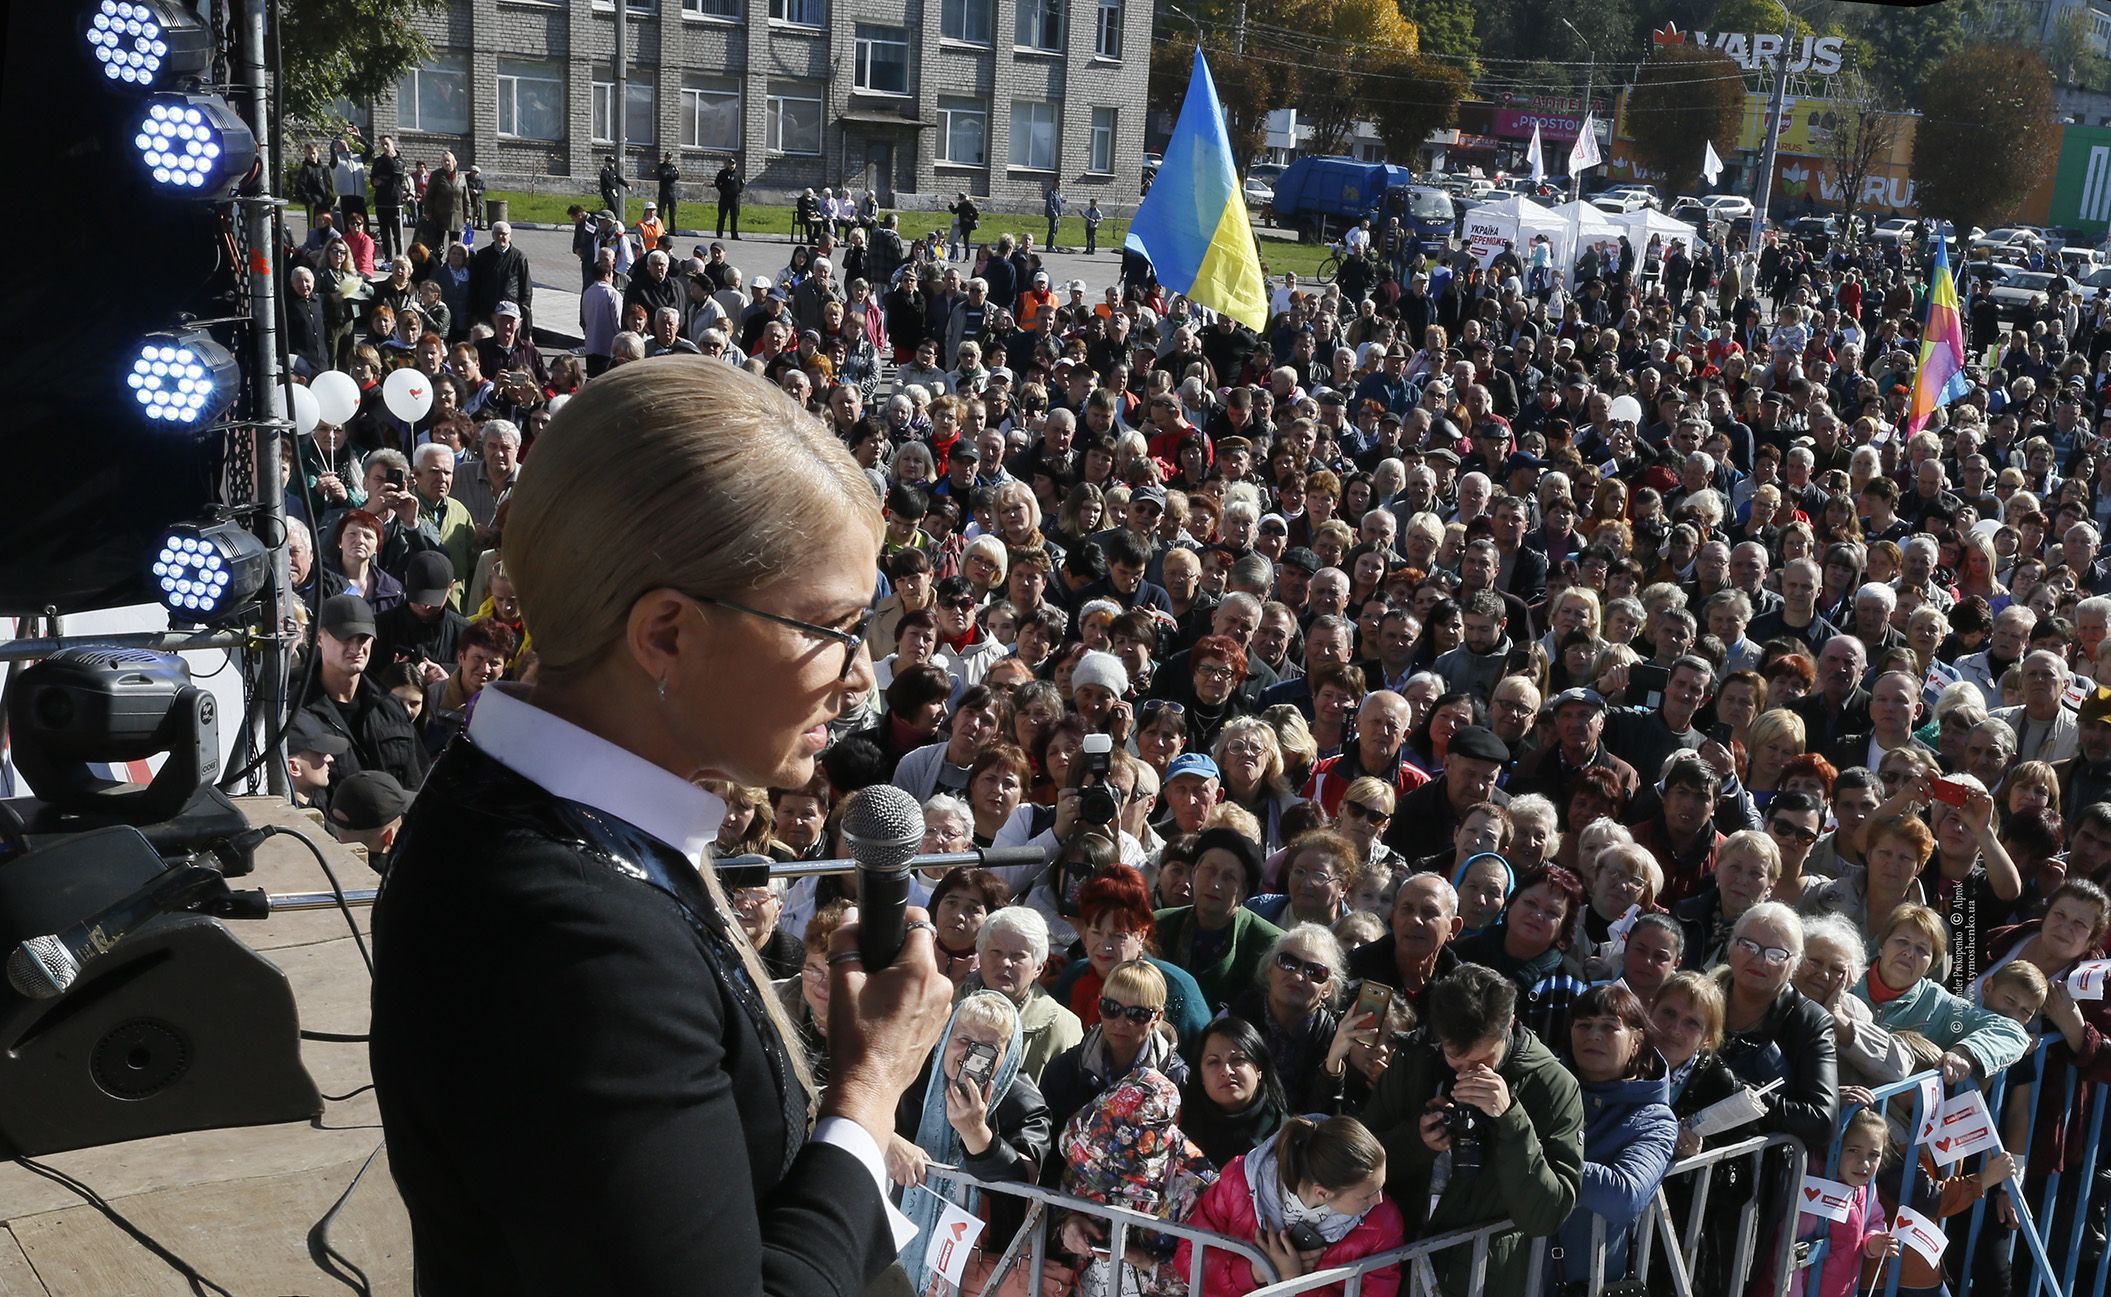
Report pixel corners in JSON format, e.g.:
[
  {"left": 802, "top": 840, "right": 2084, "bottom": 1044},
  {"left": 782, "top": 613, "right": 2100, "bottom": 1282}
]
[
  {"left": 888, "top": 991, "right": 1052, "bottom": 1294},
  {"left": 1055, "top": 1067, "right": 1218, "bottom": 1297}
]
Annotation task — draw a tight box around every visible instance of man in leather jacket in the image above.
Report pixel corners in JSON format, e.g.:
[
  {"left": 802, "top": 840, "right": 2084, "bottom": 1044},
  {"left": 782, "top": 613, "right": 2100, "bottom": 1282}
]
[{"left": 300, "top": 593, "right": 430, "bottom": 791}]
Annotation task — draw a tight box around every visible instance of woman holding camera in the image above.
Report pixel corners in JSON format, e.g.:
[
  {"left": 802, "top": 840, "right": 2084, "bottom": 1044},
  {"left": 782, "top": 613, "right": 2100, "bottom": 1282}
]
[
  {"left": 1175, "top": 1115, "right": 1404, "bottom": 1297},
  {"left": 887, "top": 991, "right": 1052, "bottom": 1292}
]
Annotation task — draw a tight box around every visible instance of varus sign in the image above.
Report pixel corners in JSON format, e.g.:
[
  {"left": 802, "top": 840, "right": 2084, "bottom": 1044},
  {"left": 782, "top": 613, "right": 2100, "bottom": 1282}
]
[{"left": 1651, "top": 23, "right": 1847, "bottom": 75}]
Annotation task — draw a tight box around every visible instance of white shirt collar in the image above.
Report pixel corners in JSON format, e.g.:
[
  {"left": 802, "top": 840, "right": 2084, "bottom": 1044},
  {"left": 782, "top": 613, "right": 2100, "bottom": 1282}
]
[{"left": 467, "top": 683, "right": 725, "bottom": 869}]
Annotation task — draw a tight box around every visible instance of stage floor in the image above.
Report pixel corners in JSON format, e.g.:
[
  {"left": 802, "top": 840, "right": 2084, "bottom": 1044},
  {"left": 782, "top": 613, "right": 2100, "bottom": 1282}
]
[{"left": 0, "top": 796, "right": 413, "bottom": 1296}]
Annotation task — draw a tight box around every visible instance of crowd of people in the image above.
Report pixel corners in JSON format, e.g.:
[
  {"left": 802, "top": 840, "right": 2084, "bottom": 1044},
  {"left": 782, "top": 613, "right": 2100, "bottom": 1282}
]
[{"left": 276, "top": 146, "right": 2111, "bottom": 1297}]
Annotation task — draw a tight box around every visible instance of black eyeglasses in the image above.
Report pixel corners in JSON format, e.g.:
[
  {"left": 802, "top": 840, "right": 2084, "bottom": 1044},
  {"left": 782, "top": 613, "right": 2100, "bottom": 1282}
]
[
  {"left": 1274, "top": 950, "right": 1334, "bottom": 983},
  {"left": 1099, "top": 997, "right": 1160, "bottom": 1024},
  {"left": 691, "top": 595, "right": 871, "bottom": 681},
  {"left": 1339, "top": 800, "right": 1389, "bottom": 822}
]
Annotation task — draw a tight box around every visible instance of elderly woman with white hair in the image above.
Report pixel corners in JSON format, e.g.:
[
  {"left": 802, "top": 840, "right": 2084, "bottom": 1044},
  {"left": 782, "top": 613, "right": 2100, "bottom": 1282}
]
[
  {"left": 961, "top": 905, "right": 1083, "bottom": 1084},
  {"left": 1791, "top": 913, "right": 1904, "bottom": 1087},
  {"left": 1718, "top": 901, "right": 1838, "bottom": 1150}
]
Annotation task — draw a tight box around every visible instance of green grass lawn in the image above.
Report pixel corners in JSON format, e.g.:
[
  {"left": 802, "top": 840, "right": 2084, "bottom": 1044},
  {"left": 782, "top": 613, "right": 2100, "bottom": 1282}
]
[{"left": 487, "top": 188, "right": 1331, "bottom": 282}]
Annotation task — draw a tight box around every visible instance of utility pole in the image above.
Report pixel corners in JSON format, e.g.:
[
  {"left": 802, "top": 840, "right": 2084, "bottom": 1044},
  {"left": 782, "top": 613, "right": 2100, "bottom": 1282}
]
[
  {"left": 1751, "top": 14, "right": 1794, "bottom": 236},
  {"left": 1234, "top": 0, "right": 1246, "bottom": 53},
  {"left": 613, "top": 0, "right": 628, "bottom": 221}
]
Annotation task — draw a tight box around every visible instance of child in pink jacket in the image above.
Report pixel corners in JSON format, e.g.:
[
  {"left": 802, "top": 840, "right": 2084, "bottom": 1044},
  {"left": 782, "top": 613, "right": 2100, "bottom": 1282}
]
[{"left": 1801, "top": 1108, "right": 1901, "bottom": 1297}]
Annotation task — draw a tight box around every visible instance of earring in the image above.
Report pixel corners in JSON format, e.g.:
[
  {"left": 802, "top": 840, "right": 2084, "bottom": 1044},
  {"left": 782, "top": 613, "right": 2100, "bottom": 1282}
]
[{"left": 657, "top": 676, "right": 668, "bottom": 704}]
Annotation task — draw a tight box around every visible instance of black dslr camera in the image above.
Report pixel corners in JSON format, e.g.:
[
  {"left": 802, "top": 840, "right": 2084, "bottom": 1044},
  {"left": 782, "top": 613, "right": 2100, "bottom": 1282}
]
[
  {"left": 1439, "top": 1080, "right": 1485, "bottom": 1175},
  {"left": 1077, "top": 733, "right": 1118, "bottom": 826}
]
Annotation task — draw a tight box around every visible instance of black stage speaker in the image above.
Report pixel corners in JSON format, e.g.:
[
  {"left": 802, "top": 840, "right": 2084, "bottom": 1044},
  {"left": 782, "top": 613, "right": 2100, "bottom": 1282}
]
[{"left": 0, "top": 825, "right": 319, "bottom": 1157}]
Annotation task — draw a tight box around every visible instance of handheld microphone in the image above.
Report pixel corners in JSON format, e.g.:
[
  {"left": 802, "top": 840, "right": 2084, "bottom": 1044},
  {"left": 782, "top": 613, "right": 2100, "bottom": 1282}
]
[
  {"left": 5, "top": 864, "right": 228, "bottom": 999},
  {"left": 840, "top": 784, "right": 924, "bottom": 970}
]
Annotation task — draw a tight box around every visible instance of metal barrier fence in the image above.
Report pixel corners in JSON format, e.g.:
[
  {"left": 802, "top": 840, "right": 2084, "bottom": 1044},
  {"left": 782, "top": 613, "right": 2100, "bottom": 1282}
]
[
  {"left": 1805, "top": 1040, "right": 2111, "bottom": 1297},
  {"left": 925, "top": 1132, "right": 1807, "bottom": 1297}
]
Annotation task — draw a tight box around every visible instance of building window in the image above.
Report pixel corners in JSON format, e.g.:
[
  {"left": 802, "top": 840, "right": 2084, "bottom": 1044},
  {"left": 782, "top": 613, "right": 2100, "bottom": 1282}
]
[
  {"left": 1015, "top": 0, "right": 1060, "bottom": 50},
  {"left": 854, "top": 25, "right": 911, "bottom": 94},
  {"left": 684, "top": 0, "right": 740, "bottom": 16},
  {"left": 680, "top": 75, "right": 742, "bottom": 151},
  {"left": 591, "top": 66, "right": 656, "bottom": 145},
  {"left": 936, "top": 97, "right": 987, "bottom": 165},
  {"left": 767, "top": 84, "right": 823, "bottom": 154},
  {"left": 1009, "top": 99, "right": 1057, "bottom": 170},
  {"left": 1089, "top": 106, "right": 1116, "bottom": 173},
  {"left": 495, "top": 58, "right": 563, "bottom": 141},
  {"left": 769, "top": 0, "right": 824, "bottom": 26},
  {"left": 1095, "top": 0, "right": 1121, "bottom": 57},
  {"left": 942, "top": 0, "right": 991, "bottom": 44},
  {"left": 395, "top": 53, "right": 469, "bottom": 134}
]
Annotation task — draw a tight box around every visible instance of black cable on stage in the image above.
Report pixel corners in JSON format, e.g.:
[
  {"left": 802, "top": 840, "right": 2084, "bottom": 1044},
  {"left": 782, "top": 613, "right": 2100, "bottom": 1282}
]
[{"left": 11, "top": 1156, "right": 236, "bottom": 1297}]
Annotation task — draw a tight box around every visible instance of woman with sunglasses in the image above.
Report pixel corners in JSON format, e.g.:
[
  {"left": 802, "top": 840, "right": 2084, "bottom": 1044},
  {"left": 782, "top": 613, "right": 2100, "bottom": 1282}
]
[
  {"left": 1039, "top": 958, "right": 1190, "bottom": 1144},
  {"left": 370, "top": 360, "right": 954, "bottom": 1295},
  {"left": 1220, "top": 925, "right": 1349, "bottom": 1108}
]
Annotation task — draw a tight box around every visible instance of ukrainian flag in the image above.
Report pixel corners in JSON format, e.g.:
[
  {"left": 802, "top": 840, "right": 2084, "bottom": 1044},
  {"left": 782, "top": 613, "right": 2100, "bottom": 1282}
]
[
  {"left": 1125, "top": 48, "right": 1269, "bottom": 330},
  {"left": 1907, "top": 238, "right": 1969, "bottom": 435}
]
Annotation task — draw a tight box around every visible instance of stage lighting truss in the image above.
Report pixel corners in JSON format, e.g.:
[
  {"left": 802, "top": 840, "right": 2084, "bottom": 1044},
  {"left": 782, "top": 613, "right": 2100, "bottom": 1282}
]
[
  {"left": 127, "top": 330, "right": 238, "bottom": 426},
  {"left": 152, "top": 520, "right": 267, "bottom": 625},
  {"left": 86, "top": 0, "right": 213, "bottom": 91},
  {"left": 133, "top": 93, "right": 255, "bottom": 197}
]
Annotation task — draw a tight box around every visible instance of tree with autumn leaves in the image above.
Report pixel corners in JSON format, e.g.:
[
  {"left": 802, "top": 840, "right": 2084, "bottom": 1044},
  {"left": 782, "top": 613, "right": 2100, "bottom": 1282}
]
[
  {"left": 1910, "top": 43, "right": 2058, "bottom": 232},
  {"left": 1622, "top": 43, "right": 1745, "bottom": 194},
  {"left": 1150, "top": 0, "right": 1471, "bottom": 169}
]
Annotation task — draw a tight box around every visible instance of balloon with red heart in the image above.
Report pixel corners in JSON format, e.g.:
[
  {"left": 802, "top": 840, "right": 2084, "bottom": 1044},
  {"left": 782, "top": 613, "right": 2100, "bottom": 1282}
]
[{"left": 383, "top": 366, "right": 434, "bottom": 423}]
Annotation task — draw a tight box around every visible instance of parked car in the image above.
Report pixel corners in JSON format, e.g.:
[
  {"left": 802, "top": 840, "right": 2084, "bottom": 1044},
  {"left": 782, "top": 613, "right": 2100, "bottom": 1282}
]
[
  {"left": 1591, "top": 188, "right": 1654, "bottom": 214},
  {"left": 2058, "top": 246, "right": 2102, "bottom": 276},
  {"left": 1249, "top": 162, "right": 1286, "bottom": 187},
  {"left": 1243, "top": 173, "right": 1275, "bottom": 221},
  {"left": 1872, "top": 217, "right": 1917, "bottom": 245},
  {"left": 1786, "top": 215, "right": 1836, "bottom": 249},
  {"left": 1986, "top": 270, "right": 2062, "bottom": 320},
  {"left": 1973, "top": 226, "right": 2044, "bottom": 256},
  {"left": 1700, "top": 194, "right": 1754, "bottom": 220}
]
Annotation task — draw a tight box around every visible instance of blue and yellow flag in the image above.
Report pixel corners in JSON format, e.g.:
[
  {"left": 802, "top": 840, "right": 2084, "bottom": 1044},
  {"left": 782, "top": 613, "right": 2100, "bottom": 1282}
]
[{"left": 1124, "top": 48, "right": 1269, "bottom": 329}]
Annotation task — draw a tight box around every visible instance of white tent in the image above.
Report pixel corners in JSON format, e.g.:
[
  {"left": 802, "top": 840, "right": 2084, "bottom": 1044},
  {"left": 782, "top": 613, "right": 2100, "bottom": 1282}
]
[
  {"left": 1546, "top": 200, "right": 1622, "bottom": 278},
  {"left": 1609, "top": 206, "right": 1702, "bottom": 255},
  {"left": 1461, "top": 193, "right": 1566, "bottom": 269}
]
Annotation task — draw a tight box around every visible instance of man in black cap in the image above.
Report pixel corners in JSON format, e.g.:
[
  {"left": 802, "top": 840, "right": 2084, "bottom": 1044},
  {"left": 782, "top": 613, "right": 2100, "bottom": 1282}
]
[
  {"left": 376, "top": 551, "right": 469, "bottom": 677},
  {"left": 286, "top": 712, "right": 349, "bottom": 812},
  {"left": 328, "top": 769, "right": 414, "bottom": 865},
  {"left": 1382, "top": 724, "right": 1511, "bottom": 859},
  {"left": 1508, "top": 688, "right": 1640, "bottom": 805},
  {"left": 302, "top": 593, "right": 429, "bottom": 791}
]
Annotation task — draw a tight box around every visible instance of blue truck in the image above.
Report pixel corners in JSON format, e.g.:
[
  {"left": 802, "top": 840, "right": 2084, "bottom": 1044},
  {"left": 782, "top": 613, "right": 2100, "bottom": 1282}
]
[{"left": 1269, "top": 157, "right": 1456, "bottom": 245}]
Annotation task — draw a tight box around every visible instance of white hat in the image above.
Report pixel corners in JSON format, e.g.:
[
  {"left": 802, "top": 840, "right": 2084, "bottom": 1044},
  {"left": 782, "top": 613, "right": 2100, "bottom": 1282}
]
[{"left": 1071, "top": 651, "right": 1130, "bottom": 698}]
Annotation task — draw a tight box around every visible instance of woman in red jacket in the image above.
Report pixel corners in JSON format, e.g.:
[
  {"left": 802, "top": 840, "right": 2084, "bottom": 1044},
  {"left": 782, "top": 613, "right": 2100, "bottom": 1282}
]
[{"left": 1173, "top": 1115, "right": 1404, "bottom": 1297}]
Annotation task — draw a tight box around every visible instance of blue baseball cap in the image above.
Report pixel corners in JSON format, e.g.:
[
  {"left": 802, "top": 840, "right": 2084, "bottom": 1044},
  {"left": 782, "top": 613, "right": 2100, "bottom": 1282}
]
[{"left": 1164, "top": 753, "right": 1221, "bottom": 784}]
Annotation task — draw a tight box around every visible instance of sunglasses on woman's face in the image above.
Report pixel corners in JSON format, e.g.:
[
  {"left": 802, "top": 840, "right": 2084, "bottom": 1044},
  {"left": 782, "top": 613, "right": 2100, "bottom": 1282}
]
[
  {"left": 1098, "top": 997, "right": 1159, "bottom": 1024},
  {"left": 1274, "top": 950, "right": 1333, "bottom": 983}
]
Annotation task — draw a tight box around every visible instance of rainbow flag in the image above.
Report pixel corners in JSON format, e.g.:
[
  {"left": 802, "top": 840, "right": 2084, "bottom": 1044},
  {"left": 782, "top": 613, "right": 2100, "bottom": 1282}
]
[
  {"left": 1907, "top": 238, "right": 1969, "bottom": 435},
  {"left": 1124, "top": 48, "right": 1269, "bottom": 329}
]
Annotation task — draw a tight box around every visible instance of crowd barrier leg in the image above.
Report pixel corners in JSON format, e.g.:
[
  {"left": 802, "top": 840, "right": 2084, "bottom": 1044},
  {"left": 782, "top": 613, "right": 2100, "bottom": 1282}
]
[
  {"left": 971, "top": 1200, "right": 1041, "bottom": 1297},
  {"left": 1645, "top": 1193, "right": 1697, "bottom": 1297}
]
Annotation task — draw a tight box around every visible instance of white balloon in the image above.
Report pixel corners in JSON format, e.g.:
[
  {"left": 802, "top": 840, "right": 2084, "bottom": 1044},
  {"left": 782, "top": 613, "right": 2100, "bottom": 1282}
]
[
  {"left": 310, "top": 370, "right": 360, "bottom": 426},
  {"left": 1608, "top": 395, "right": 1644, "bottom": 426},
  {"left": 289, "top": 382, "right": 320, "bottom": 435},
  {"left": 382, "top": 366, "right": 434, "bottom": 423}
]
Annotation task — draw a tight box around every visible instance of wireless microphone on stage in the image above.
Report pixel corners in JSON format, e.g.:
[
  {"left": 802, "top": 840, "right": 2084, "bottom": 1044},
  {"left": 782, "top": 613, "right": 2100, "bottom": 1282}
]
[{"left": 840, "top": 784, "right": 924, "bottom": 970}]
